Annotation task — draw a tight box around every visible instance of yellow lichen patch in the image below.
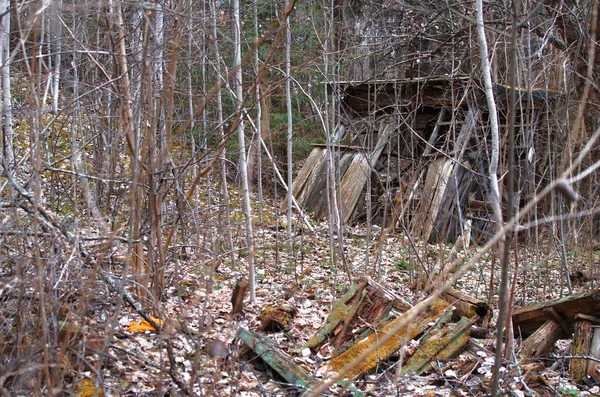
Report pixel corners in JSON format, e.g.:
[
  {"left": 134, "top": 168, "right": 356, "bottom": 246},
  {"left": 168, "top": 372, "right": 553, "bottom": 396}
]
[
  {"left": 76, "top": 378, "right": 103, "bottom": 397},
  {"left": 321, "top": 298, "right": 449, "bottom": 380}
]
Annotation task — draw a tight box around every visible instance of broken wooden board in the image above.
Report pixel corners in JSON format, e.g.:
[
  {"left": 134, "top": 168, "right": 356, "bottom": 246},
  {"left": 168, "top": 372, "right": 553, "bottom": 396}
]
[
  {"left": 238, "top": 328, "right": 317, "bottom": 393},
  {"left": 313, "top": 151, "right": 356, "bottom": 219},
  {"left": 512, "top": 289, "right": 600, "bottom": 337},
  {"left": 413, "top": 157, "right": 455, "bottom": 242},
  {"left": 401, "top": 316, "right": 475, "bottom": 375},
  {"left": 281, "top": 147, "right": 327, "bottom": 213},
  {"left": 340, "top": 122, "right": 392, "bottom": 223},
  {"left": 519, "top": 318, "right": 565, "bottom": 360},
  {"left": 304, "top": 277, "right": 409, "bottom": 352},
  {"left": 318, "top": 297, "right": 450, "bottom": 380},
  {"left": 570, "top": 314, "right": 597, "bottom": 382}
]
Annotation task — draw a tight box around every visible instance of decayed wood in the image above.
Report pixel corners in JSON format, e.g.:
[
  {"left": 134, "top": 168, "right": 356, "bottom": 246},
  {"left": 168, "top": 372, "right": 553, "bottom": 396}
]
[
  {"left": 280, "top": 147, "right": 326, "bottom": 213},
  {"left": 512, "top": 289, "right": 600, "bottom": 337},
  {"left": 587, "top": 325, "right": 600, "bottom": 382},
  {"left": 519, "top": 319, "right": 564, "bottom": 360},
  {"left": 570, "top": 315, "right": 594, "bottom": 382},
  {"left": 441, "top": 287, "right": 492, "bottom": 320},
  {"left": 238, "top": 328, "right": 317, "bottom": 392},
  {"left": 297, "top": 151, "right": 331, "bottom": 210},
  {"left": 340, "top": 122, "right": 392, "bottom": 223},
  {"left": 314, "top": 151, "right": 355, "bottom": 219},
  {"left": 414, "top": 158, "right": 455, "bottom": 242},
  {"left": 257, "top": 304, "right": 298, "bottom": 332},
  {"left": 305, "top": 277, "right": 403, "bottom": 351},
  {"left": 318, "top": 298, "right": 449, "bottom": 380},
  {"left": 401, "top": 316, "right": 475, "bottom": 374},
  {"left": 230, "top": 278, "right": 249, "bottom": 317}
]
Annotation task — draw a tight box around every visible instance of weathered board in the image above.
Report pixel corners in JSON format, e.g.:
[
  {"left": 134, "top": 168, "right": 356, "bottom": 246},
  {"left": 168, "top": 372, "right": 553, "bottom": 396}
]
[
  {"left": 304, "top": 277, "right": 408, "bottom": 353},
  {"left": 414, "top": 158, "right": 455, "bottom": 242},
  {"left": 401, "top": 316, "right": 474, "bottom": 374},
  {"left": 318, "top": 297, "right": 449, "bottom": 380},
  {"left": 314, "top": 151, "right": 356, "bottom": 219},
  {"left": 340, "top": 122, "right": 392, "bottom": 223},
  {"left": 512, "top": 289, "right": 600, "bottom": 337},
  {"left": 238, "top": 328, "right": 318, "bottom": 392},
  {"left": 281, "top": 147, "right": 327, "bottom": 213}
]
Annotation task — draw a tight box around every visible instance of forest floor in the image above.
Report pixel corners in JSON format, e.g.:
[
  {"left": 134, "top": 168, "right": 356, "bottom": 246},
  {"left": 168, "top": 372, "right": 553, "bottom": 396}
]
[{"left": 3, "top": 185, "right": 600, "bottom": 397}]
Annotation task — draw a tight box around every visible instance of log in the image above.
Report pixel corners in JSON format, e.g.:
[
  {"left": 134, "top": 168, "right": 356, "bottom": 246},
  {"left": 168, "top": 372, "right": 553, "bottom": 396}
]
[
  {"left": 304, "top": 277, "right": 405, "bottom": 351},
  {"left": 238, "top": 328, "right": 317, "bottom": 393},
  {"left": 257, "top": 304, "right": 298, "bottom": 333},
  {"left": 441, "top": 287, "right": 492, "bottom": 320},
  {"left": 570, "top": 315, "right": 594, "bottom": 382},
  {"left": 401, "top": 316, "right": 475, "bottom": 374},
  {"left": 318, "top": 298, "right": 449, "bottom": 380},
  {"left": 519, "top": 319, "right": 564, "bottom": 360},
  {"left": 512, "top": 289, "right": 600, "bottom": 337}
]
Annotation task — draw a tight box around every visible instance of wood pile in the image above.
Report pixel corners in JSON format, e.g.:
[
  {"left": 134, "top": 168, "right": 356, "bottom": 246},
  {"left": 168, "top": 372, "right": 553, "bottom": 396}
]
[{"left": 238, "top": 277, "right": 492, "bottom": 394}]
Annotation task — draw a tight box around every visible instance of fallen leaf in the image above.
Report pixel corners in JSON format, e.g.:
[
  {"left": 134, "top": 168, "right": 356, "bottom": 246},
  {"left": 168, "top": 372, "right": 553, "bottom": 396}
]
[
  {"left": 127, "top": 316, "right": 164, "bottom": 333},
  {"left": 76, "top": 378, "right": 103, "bottom": 397}
]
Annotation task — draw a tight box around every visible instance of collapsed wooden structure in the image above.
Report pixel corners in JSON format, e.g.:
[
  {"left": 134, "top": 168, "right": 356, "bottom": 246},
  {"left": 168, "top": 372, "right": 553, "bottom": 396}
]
[
  {"left": 238, "top": 277, "right": 490, "bottom": 393},
  {"left": 285, "top": 76, "right": 565, "bottom": 244}
]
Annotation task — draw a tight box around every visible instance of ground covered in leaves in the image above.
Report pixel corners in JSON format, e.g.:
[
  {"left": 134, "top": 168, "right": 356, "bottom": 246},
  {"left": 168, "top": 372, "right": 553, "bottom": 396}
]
[{"left": 2, "top": 187, "right": 600, "bottom": 396}]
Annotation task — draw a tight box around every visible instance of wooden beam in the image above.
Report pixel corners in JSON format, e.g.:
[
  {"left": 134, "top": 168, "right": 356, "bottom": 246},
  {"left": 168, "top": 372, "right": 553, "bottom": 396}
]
[{"left": 512, "top": 289, "right": 600, "bottom": 337}]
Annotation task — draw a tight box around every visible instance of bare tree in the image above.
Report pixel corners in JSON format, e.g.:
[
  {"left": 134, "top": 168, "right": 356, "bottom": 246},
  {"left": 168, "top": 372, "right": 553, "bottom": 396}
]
[{"left": 233, "top": 0, "right": 257, "bottom": 301}]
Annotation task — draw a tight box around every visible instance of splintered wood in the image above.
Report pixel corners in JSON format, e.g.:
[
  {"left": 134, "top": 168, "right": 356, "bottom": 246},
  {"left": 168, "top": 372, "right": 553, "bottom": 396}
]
[
  {"left": 239, "top": 278, "right": 489, "bottom": 391},
  {"left": 319, "top": 297, "right": 450, "bottom": 380},
  {"left": 304, "top": 276, "right": 408, "bottom": 353}
]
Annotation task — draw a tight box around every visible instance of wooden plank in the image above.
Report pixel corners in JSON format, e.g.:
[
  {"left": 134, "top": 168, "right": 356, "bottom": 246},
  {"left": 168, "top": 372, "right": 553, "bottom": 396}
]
[
  {"left": 314, "top": 151, "right": 355, "bottom": 219},
  {"left": 570, "top": 317, "right": 594, "bottom": 382},
  {"left": 238, "top": 328, "right": 317, "bottom": 392},
  {"left": 414, "top": 158, "right": 454, "bottom": 241},
  {"left": 512, "top": 289, "right": 600, "bottom": 337},
  {"left": 401, "top": 316, "right": 474, "bottom": 375},
  {"left": 318, "top": 298, "right": 449, "bottom": 380},
  {"left": 298, "top": 150, "right": 331, "bottom": 209},
  {"left": 281, "top": 147, "right": 327, "bottom": 213},
  {"left": 340, "top": 122, "right": 393, "bottom": 223},
  {"left": 304, "top": 277, "right": 407, "bottom": 352},
  {"left": 519, "top": 319, "right": 564, "bottom": 360}
]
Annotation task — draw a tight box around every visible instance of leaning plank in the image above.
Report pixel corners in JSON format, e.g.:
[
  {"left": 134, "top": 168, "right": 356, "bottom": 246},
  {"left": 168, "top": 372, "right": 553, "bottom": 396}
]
[
  {"left": 238, "top": 328, "right": 317, "bottom": 392},
  {"left": 512, "top": 289, "right": 600, "bottom": 337},
  {"left": 519, "top": 319, "right": 564, "bottom": 360},
  {"left": 340, "top": 122, "right": 392, "bottom": 223},
  {"left": 318, "top": 298, "right": 449, "bottom": 380},
  {"left": 414, "top": 158, "right": 454, "bottom": 241},
  {"left": 401, "top": 316, "right": 475, "bottom": 375},
  {"left": 314, "top": 151, "right": 356, "bottom": 219},
  {"left": 300, "top": 151, "right": 333, "bottom": 210},
  {"left": 281, "top": 147, "right": 326, "bottom": 213}
]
